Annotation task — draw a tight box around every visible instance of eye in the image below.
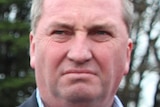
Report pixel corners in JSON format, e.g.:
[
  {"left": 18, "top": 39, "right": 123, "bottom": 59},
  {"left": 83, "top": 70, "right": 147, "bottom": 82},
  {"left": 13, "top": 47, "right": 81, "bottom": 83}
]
[
  {"left": 96, "top": 31, "right": 108, "bottom": 35},
  {"left": 89, "top": 30, "right": 113, "bottom": 42},
  {"left": 95, "top": 30, "right": 112, "bottom": 37},
  {"left": 51, "top": 30, "right": 73, "bottom": 42},
  {"left": 53, "top": 30, "right": 66, "bottom": 35}
]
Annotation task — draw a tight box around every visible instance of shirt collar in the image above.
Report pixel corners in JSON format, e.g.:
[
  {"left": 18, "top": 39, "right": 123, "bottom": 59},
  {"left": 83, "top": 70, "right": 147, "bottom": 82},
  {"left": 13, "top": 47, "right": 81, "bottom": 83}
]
[
  {"left": 113, "top": 95, "right": 123, "bottom": 107},
  {"left": 36, "top": 88, "right": 44, "bottom": 107}
]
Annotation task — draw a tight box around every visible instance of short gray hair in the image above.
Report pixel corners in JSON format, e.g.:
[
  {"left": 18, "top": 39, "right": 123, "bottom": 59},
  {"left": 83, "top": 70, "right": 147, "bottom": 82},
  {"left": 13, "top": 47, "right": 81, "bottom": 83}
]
[
  {"left": 30, "top": 0, "right": 43, "bottom": 33},
  {"left": 122, "top": 0, "right": 134, "bottom": 34},
  {"left": 30, "top": 0, "right": 134, "bottom": 34}
]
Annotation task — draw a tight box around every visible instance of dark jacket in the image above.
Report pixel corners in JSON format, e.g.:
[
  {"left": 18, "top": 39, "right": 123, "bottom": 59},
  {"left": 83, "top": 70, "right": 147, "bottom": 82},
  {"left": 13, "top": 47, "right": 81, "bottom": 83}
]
[{"left": 18, "top": 91, "right": 38, "bottom": 107}]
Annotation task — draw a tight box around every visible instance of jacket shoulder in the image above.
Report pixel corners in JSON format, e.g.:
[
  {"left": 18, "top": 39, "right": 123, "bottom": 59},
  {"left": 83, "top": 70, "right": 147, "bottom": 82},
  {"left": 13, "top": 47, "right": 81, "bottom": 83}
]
[{"left": 18, "top": 90, "right": 38, "bottom": 107}]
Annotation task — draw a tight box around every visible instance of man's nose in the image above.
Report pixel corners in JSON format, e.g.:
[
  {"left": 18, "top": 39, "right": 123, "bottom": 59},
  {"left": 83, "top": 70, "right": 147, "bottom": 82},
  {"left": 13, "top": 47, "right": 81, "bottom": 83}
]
[{"left": 67, "top": 36, "right": 92, "bottom": 64}]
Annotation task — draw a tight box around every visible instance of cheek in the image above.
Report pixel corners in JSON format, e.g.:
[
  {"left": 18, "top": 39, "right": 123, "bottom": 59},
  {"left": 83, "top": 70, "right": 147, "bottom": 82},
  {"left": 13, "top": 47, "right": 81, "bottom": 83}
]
[
  {"left": 35, "top": 38, "right": 66, "bottom": 69},
  {"left": 34, "top": 39, "right": 69, "bottom": 80},
  {"left": 93, "top": 45, "right": 115, "bottom": 73},
  {"left": 92, "top": 46, "right": 115, "bottom": 89},
  {"left": 93, "top": 42, "right": 128, "bottom": 81}
]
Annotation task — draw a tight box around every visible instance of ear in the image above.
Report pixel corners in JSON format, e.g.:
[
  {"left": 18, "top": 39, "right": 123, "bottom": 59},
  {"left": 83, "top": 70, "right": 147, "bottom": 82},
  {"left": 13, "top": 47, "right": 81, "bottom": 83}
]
[
  {"left": 124, "top": 38, "right": 133, "bottom": 75},
  {"left": 29, "top": 31, "right": 36, "bottom": 69}
]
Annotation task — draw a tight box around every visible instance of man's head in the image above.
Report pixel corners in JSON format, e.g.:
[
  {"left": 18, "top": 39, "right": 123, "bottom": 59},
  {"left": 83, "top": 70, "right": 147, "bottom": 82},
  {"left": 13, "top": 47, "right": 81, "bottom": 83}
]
[
  {"left": 30, "top": 0, "right": 134, "bottom": 34},
  {"left": 29, "top": 0, "right": 133, "bottom": 107}
]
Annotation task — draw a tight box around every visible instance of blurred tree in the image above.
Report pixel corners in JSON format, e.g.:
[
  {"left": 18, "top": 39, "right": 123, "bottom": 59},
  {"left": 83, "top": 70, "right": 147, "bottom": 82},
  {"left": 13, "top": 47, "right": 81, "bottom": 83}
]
[
  {"left": 0, "top": 0, "right": 35, "bottom": 106},
  {"left": 118, "top": 0, "right": 160, "bottom": 107}
]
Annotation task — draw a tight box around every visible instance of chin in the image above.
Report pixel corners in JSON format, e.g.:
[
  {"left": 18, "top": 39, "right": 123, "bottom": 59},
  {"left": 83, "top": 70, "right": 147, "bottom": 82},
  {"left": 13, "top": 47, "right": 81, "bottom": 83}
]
[{"left": 58, "top": 83, "right": 104, "bottom": 103}]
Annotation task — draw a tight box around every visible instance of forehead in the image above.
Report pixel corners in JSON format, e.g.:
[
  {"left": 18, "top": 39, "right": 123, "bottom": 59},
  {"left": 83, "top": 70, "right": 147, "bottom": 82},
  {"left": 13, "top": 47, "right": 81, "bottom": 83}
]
[
  {"left": 42, "top": 0, "right": 123, "bottom": 16},
  {"left": 38, "top": 0, "right": 125, "bottom": 32}
]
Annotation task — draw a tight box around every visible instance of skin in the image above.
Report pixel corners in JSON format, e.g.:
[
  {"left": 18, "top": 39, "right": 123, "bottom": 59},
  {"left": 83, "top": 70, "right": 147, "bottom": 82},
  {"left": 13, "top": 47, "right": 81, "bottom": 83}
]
[{"left": 29, "top": 0, "right": 133, "bottom": 107}]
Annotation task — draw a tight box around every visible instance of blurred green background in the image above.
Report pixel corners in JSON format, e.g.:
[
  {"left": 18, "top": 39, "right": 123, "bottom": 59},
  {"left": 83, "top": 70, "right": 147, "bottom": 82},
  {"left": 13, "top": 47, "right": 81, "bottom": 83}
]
[{"left": 0, "top": 0, "right": 35, "bottom": 106}]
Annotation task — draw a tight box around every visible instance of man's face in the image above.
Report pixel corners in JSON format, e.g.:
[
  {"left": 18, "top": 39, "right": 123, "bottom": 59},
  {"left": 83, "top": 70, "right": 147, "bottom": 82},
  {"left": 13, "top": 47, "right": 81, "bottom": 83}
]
[{"left": 30, "top": 0, "right": 132, "bottom": 106}]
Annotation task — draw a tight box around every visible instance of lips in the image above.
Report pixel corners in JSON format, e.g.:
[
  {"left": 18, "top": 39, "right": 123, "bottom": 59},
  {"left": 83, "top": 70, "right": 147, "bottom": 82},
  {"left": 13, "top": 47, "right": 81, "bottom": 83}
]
[{"left": 62, "top": 68, "right": 97, "bottom": 76}]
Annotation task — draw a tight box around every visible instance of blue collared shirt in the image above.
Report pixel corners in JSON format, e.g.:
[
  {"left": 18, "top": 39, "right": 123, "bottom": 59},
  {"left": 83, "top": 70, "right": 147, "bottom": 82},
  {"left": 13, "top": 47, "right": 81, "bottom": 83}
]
[
  {"left": 36, "top": 89, "right": 44, "bottom": 107},
  {"left": 36, "top": 89, "right": 123, "bottom": 107}
]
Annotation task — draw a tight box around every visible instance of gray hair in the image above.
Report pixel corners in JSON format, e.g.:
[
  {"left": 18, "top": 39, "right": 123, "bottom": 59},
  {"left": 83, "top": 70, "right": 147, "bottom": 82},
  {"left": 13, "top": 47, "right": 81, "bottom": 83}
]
[
  {"left": 30, "top": 0, "right": 43, "bottom": 33},
  {"left": 122, "top": 0, "right": 134, "bottom": 34},
  {"left": 30, "top": 0, "right": 134, "bottom": 34}
]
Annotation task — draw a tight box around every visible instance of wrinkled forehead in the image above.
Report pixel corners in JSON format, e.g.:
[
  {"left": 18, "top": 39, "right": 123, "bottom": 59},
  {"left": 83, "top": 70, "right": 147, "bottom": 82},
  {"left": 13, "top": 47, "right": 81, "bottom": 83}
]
[
  {"left": 42, "top": 0, "right": 123, "bottom": 15},
  {"left": 38, "top": 0, "right": 126, "bottom": 34}
]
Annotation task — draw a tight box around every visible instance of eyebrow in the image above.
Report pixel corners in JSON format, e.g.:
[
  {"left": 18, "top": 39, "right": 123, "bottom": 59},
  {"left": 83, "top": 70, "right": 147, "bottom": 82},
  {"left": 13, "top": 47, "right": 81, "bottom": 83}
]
[
  {"left": 47, "top": 21, "right": 117, "bottom": 33},
  {"left": 48, "top": 21, "right": 74, "bottom": 29},
  {"left": 88, "top": 23, "right": 117, "bottom": 32}
]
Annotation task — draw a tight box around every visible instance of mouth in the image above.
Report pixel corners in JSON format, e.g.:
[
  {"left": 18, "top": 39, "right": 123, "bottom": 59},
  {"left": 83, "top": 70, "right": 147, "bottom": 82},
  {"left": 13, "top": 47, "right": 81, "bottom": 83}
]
[
  {"left": 61, "top": 68, "right": 98, "bottom": 85},
  {"left": 62, "top": 68, "right": 97, "bottom": 76}
]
